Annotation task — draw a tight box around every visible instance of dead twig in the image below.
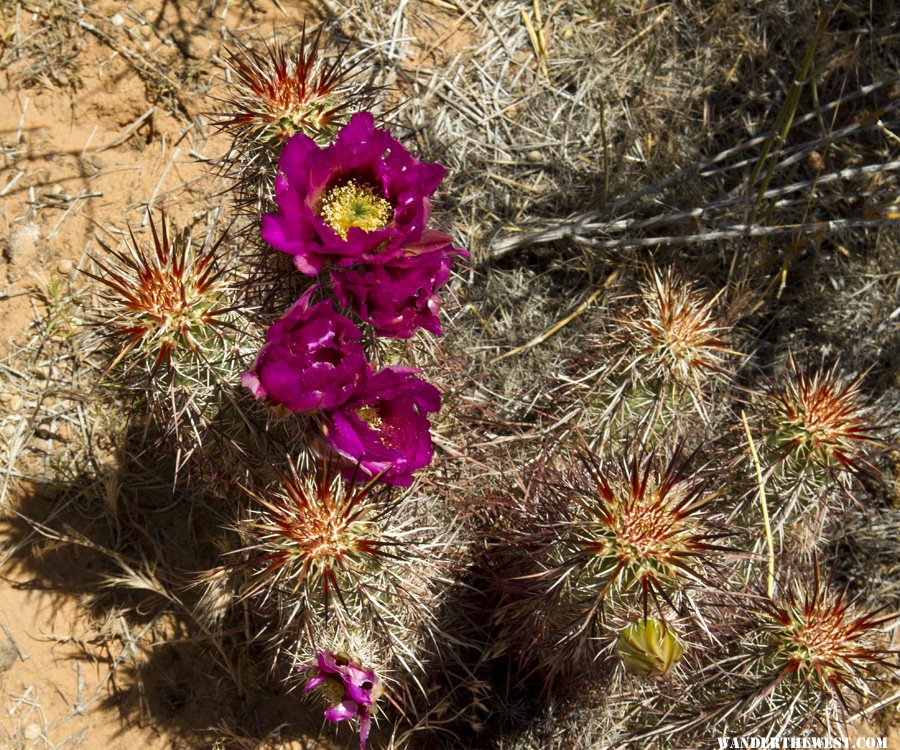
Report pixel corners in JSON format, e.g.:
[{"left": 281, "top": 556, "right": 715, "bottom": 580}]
[
  {"left": 0, "top": 622, "right": 29, "bottom": 661},
  {"left": 94, "top": 107, "right": 155, "bottom": 153}
]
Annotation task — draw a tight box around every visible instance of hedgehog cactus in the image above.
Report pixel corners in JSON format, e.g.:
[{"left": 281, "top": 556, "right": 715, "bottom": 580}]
[
  {"left": 493, "top": 444, "right": 731, "bottom": 683},
  {"left": 624, "top": 268, "right": 733, "bottom": 387},
  {"left": 592, "top": 267, "right": 739, "bottom": 432},
  {"left": 744, "top": 355, "right": 885, "bottom": 553},
  {"left": 85, "top": 213, "right": 248, "bottom": 449},
  {"left": 218, "top": 29, "right": 369, "bottom": 147},
  {"left": 764, "top": 357, "right": 881, "bottom": 488},
  {"left": 550, "top": 447, "right": 728, "bottom": 618},
  {"left": 53, "top": 11, "right": 899, "bottom": 750},
  {"left": 228, "top": 457, "right": 453, "bottom": 701},
  {"left": 753, "top": 571, "right": 897, "bottom": 720},
  {"left": 215, "top": 27, "right": 374, "bottom": 221}
]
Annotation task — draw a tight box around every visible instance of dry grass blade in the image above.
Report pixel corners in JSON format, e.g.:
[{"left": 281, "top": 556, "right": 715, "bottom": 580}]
[
  {"left": 489, "top": 270, "right": 616, "bottom": 364},
  {"left": 742, "top": 410, "right": 775, "bottom": 599}
]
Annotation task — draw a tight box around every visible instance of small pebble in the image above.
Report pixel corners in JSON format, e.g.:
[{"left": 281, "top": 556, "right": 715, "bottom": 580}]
[
  {"left": 0, "top": 640, "right": 16, "bottom": 673},
  {"left": 23, "top": 724, "right": 41, "bottom": 741},
  {"left": 8, "top": 223, "right": 40, "bottom": 262},
  {"left": 31, "top": 436, "right": 52, "bottom": 453},
  {"left": 562, "top": 27, "right": 575, "bottom": 40},
  {"left": 110, "top": 13, "right": 125, "bottom": 27},
  {"left": 139, "top": 24, "right": 153, "bottom": 40},
  {"left": 527, "top": 150, "right": 542, "bottom": 163},
  {"left": 5, "top": 395, "right": 24, "bottom": 412},
  {"left": 23, "top": 724, "right": 40, "bottom": 741},
  {"left": 57, "top": 259, "right": 74, "bottom": 275},
  {"left": 189, "top": 36, "right": 215, "bottom": 58}
]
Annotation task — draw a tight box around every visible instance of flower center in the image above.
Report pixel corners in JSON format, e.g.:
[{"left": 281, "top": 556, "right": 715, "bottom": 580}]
[
  {"left": 320, "top": 180, "right": 392, "bottom": 240},
  {"left": 354, "top": 403, "right": 403, "bottom": 449},
  {"left": 355, "top": 405, "right": 384, "bottom": 431},
  {"left": 320, "top": 675, "right": 347, "bottom": 706}
]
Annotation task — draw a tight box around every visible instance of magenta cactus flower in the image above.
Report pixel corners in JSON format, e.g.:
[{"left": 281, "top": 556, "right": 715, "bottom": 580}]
[
  {"left": 261, "top": 111, "right": 447, "bottom": 275},
  {"left": 241, "top": 286, "right": 366, "bottom": 413},
  {"left": 303, "top": 649, "right": 382, "bottom": 750},
  {"left": 320, "top": 366, "right": 441, "bottom": 486},
  {"left": 331, "top": 229, "right": 467, "bottom": 338}
]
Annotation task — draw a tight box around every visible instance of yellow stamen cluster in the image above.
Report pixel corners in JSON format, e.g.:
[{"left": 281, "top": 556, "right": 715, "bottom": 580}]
[
  {"left": 320, "top": 180, "right": 392, "bottom": 239},
  {"left": 355, "top": 404, "right": 403, "bottom": 449},
  {"left": 355, "top": 405, "right": 384, "bottom": 431}
]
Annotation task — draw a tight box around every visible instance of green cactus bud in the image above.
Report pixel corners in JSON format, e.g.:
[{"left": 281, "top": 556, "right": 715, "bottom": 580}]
[{"left": 615, "top": 619, "right": 683, "bottom": 677}]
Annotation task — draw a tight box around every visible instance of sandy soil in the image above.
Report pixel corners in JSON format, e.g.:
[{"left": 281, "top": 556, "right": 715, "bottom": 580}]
[{"left": 2, "top": 2, "right": 231, "bottom": 356}]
